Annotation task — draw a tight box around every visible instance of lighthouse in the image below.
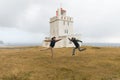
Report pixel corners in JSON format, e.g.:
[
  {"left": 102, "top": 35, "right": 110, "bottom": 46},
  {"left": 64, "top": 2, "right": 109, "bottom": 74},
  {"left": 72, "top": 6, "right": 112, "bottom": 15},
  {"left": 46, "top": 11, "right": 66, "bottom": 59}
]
[
  {"left": 50, "top": 8, "right": 73, "bottom": 37},
  {"left": 42, "top": 8, "right": 81, "bottom": 48}
]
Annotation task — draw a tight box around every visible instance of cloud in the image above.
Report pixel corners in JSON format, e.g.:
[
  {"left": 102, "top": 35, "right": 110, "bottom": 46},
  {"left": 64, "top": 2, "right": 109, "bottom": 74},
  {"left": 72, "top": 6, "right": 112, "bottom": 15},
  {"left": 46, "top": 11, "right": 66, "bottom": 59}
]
[
  {"left": 0, "top": 0, "right": 120, "bottom": 43},
  {"left": 0, "top": 0, "right": 30, "bottom": 27}
]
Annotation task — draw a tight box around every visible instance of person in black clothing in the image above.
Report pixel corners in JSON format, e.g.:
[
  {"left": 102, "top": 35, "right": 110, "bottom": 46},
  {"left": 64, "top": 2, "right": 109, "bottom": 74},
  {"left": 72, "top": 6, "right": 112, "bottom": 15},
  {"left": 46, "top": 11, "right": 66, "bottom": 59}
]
[
  {"left": 68, "top": 37, "right": 86, "bottom": 55},
  {"left": 40, "top": 37, "right": 62, "bottom": 58}
]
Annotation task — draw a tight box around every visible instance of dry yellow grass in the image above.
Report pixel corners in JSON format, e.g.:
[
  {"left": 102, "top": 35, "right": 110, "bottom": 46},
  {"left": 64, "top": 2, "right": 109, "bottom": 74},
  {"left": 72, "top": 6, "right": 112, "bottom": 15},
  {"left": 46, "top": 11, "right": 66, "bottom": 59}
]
[{"left": 0, "top": 46, "right": 120, "bottom": 80}]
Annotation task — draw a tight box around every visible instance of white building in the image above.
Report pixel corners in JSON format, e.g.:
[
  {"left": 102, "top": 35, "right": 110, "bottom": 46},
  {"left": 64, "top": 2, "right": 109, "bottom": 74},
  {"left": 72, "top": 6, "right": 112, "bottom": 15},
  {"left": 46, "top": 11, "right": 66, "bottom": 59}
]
[{"left": 42, "top": 8, "right": 81, "bottom": 48}]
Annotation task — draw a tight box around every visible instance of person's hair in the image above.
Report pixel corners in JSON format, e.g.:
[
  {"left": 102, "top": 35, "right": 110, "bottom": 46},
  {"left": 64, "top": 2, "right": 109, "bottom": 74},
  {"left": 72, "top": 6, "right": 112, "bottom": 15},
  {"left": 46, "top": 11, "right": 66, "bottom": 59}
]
[
  {"left": 72, "top": 37, "right": 76, "bottom": 40},
  {"left": 71, "top": 37, "right": 74, "bottom": 40},
  {"left": 51, "top": 37, "right": 56, "bottom": 40},
  {"left": 74, "top": 37, "right": 76, "bottom": 40}
]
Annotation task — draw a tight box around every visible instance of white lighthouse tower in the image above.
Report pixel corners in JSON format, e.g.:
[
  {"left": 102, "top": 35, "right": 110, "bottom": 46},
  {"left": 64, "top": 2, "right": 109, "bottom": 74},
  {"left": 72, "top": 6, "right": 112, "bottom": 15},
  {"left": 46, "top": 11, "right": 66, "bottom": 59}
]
[
  {"left": 43, "top": 8, "right": 81, "bottom": 48},
  {"left": 50, "top": 8, "right": 73, "bottom": 37}
]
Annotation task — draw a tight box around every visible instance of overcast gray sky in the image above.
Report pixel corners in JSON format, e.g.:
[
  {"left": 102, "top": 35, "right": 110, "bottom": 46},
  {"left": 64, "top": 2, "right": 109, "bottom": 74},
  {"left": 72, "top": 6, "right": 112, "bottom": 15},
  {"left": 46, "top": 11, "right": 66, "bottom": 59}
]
[{"left": 0, "top": 0, "right": 120, "bottom": 43}]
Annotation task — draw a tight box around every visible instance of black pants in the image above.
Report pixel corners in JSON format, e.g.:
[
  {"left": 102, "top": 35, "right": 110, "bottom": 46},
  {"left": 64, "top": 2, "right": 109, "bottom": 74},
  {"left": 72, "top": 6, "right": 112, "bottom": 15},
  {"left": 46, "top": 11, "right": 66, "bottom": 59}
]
[
  {"left": 72, "top": 46, "right": 81, "bottom": 55},
  {"left": 72, "top": 47, "right": 85, "bottom": 55}
]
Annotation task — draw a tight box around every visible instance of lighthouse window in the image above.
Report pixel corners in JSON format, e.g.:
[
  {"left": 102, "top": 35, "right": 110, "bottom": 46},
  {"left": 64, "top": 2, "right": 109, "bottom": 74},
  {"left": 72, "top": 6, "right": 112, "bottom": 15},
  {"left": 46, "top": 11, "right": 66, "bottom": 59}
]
[
  {"left": 63, "top": 21, "right": 65, "bottom": 25},
  {"left": 64, "top": 30, "right": 66, "bottom": 33},
  {"left": 67, "top": 22, "right": 69, "bottom": 26},
  {"left": 64, "top": 30, "right": 68, "bottom": 34},
  {"left": 67, "top": 30, "right": 68, "bottom": 33}
]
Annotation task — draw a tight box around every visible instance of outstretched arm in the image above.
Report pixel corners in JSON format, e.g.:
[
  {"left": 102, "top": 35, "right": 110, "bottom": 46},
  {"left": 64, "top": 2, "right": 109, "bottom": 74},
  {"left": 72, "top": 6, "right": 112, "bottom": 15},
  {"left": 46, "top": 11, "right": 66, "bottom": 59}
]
[
  {"left": 55, "top": 39, "right": 62, "bottom": 42},
  {"left": 44, "top": 40, "right": 51, "bottom": 42},
  {"left": 77, "top": 40, "right": 83, "bottom": 43},
  {"left": 68, "top": 38, "right": 71, "bottom": 41}
]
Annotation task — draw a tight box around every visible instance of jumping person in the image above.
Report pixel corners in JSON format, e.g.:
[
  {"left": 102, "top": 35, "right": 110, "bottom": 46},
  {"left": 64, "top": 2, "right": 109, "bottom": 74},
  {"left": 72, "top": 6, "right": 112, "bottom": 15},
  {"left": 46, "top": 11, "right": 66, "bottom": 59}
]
[
  {"left": 68, "top": 37, "right": 86, "bottom": 55},
  {"left": 40, "top": 37, "right": 62, "bottom": 58}
]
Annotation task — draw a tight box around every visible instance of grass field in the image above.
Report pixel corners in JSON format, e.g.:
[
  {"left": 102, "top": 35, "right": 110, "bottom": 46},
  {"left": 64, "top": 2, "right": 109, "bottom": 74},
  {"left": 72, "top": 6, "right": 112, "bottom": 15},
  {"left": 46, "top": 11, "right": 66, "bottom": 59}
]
[{"left": 0, "top": 46, "right": 120, "bottom": 80}]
